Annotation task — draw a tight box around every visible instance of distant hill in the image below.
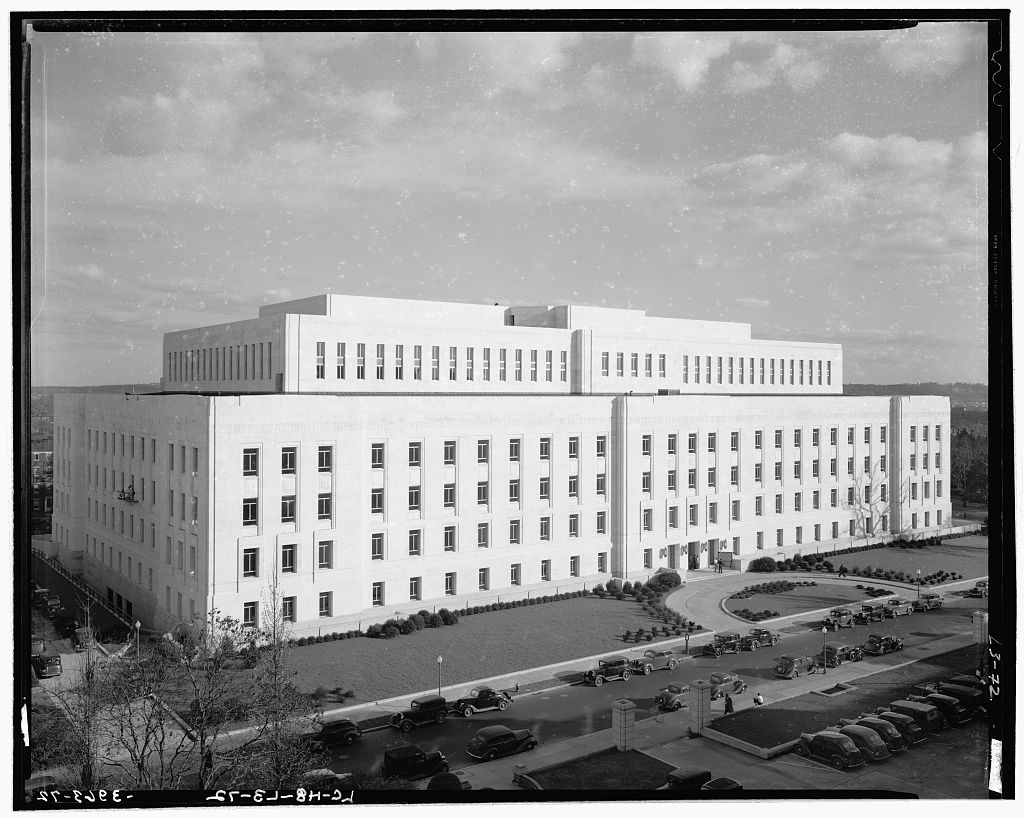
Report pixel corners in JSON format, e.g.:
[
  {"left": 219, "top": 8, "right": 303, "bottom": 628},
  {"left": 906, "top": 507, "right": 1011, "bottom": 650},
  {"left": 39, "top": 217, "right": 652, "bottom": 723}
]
[
  {"left": 844, "top": 382, "right": 987, "bottom": 407},
  {"left": 30, "top": 384, "right": 162, "bottom": 449}
]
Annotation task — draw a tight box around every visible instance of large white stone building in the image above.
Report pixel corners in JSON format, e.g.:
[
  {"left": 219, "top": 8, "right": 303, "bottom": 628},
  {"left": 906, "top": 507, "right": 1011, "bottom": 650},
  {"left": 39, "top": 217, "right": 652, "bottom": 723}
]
[{"left": 51, "top": 294, "right": 951, "bottom": 635}]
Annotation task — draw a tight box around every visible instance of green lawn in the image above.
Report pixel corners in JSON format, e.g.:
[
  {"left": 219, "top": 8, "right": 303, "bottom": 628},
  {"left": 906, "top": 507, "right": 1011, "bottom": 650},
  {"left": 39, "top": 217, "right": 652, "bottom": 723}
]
[
  {"left": 724, "top": 583, "right": 875, "bottom": 619},
  {"left": 527, "top": 748, "right": 675, "bottom": 790},
  {"left": 832, "top": 536, "right": 988, "bottom": 581},
  {"left": 280, "top": 595, "right": 695, "bottom": 704}
]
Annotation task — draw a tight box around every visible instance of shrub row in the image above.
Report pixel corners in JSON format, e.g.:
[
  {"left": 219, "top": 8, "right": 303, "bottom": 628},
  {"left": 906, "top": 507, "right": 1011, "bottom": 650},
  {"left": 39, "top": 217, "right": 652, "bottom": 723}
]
[
  {"left": 747, "top": 533, "right": 975, "bottom": 573},
  {"left": 730, "top": 580, "right": 817, "bottom": 599},
  {"left": 733, "top": 608, "right": 780, "bottom": 622},
  {"left": 849, "top": 565, "right": 964, "bottom": 584},
  {"left": 456, "top": 589, "right": 591, "bottom": 617}
]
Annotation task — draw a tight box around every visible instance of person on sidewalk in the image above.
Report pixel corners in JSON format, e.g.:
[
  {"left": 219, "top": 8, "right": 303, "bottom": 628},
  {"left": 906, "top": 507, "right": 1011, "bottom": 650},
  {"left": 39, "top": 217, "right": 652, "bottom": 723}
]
[
  {"left": 838, "top": 564, "right": 847, "bottom": 578},
  {"left": 724, "top": 693, "right": 734, "bottom": 714},
  {"left": 716, "top": 558, "right": 723, "bottom": 574},
  {"left": 753, "top": 692, "right": 764, "bottom": 706}
]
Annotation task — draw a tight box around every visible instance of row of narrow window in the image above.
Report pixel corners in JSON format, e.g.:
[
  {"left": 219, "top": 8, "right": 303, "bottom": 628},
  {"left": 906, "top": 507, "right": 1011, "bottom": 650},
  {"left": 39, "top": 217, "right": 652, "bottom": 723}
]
[
  {"left": 603, "top": 353, "right": 837, "bottom": 388},
  {"left": 167, "top": 342, "right": 272, "bottom": 383},
  {"left": 315, "top": 342, "right": 569, "bottom": 384}
]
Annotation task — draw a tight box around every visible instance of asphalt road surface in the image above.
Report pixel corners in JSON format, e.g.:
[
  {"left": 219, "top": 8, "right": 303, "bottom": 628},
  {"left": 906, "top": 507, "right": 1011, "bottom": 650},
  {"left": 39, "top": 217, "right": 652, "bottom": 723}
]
[{"left": 326, "top": 596, "right": 986, "bottom": 777}]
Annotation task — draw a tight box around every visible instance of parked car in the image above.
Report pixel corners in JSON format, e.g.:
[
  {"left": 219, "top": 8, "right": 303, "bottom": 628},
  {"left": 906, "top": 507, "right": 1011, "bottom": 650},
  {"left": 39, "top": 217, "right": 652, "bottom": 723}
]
[
  {"left": 54, "top": 610, "right": 80, "bottom": 639},
  {"left": 948, "top": 674, "right": 987, "bottom": 691},
  {"left": 773, "top": 654, "right": 819, "bottom": 679},
  {"left": 708, "top": 672, "right": 747, "bottom": 699},
  {"left": 919, "top": 683, "right": 986, "bottom": 718},
  {"left": 836, "top": 724, "right": 891, "bottom": 761},
  {"left": 964, "top": 580, "right": 988, "bottom": 598},
  {"left": 465, "top": 725, "right": 537, "bottom": 761},
  {"left": 862, "top": 634, "right": 904, "bottom": 656},
  {"left": 451, "top": 687, "right": 512, "bottom": 717},
  {"left": 913, "top": 593, "right": 943, "bottom": 612},
  {"left": 43, "top": 595, "right": 63, "bottom": 617},
  {"left": 629, "top": 649, "right": 678, "bottom": 674},
  {"left": 380, "top": 745, "right": 448, "bottom": 780},
  {"left": 31, "top": 653, "right": 63, "bottom": 679},
  {"left": 838, "top": 717, "right": 907, "bottom": 753},
  {"left": 823, "top": 608, "right": 855, "bottom": 630},
  {"left": 32, "top": 588, "right": 51, "bottom": 608},
  {"left": 389, "top": 695, "right": 449, "bottom": 732},
  {"left": 884, "top": 599, "right": 914, "bottom": 617},
  {"left": 656, "top": 682, "right": 690, "bottom": 711},
  {"left": 907, "top": 692, "right": 971, "bottom": 725},
  {"left": 656, "top": 766, "right": 713, "bottom": 790},
  {"left": 792, "top": 731, "right": 865, "bottom": 770},
  {"left": 701, "top": 777, "right": 743, "bottom": 790},
  {"left": 304, "top": 718, "right": 363, "bottom": 748},
  {"left": 864, "top": 710, "right": 926, "bottom": 745},
  {"left": 882, "top": 700, "right": 946, "bottom": 733},
  {"left": 854, "top": 602, "right": 887, "bottom": 624},
  {"left": 745, "top": 628, "right": 781, "bottom": 647},
  {"left": 582, "top": 656, "right": 632, "bottom": 686},
  {"left": 816, "top": 642, "right": 864, "bottom": 668},
  {"left": 702, "top": 632, "right": 741, "bottom": 657}
]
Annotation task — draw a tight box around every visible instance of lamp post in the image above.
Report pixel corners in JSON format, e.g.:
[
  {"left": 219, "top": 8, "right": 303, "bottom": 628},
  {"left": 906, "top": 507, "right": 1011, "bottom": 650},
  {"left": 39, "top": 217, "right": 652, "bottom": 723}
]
[
  {"left": 437, "top": 654, "right": 443, "bottom": 697},
  {"left": 820, "top": 626, "right": 828, "bottom": 675},
  {"left": 916, "top": 569, "right": 922, "bottom": 601},
  {"left": 135, "top": 620, "right": 141, "bottom": 663}
]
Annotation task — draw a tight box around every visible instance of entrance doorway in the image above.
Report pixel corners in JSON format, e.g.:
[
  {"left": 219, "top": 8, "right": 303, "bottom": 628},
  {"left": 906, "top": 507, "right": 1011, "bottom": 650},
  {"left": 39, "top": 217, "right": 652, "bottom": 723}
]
[
  {"left": 687, "top": 541, "right": 699, "bottom": 570},
  {"left": 668, "top": 544, "right": 680, "bottom": 570},
  {"left": 707, "top": 539, "right": 719, "bottom": 568}
]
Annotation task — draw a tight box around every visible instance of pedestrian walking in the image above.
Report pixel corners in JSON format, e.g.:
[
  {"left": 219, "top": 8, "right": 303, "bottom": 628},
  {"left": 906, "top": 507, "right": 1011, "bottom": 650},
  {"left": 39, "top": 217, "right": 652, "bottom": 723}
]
[
  {"left": 838, "top": 564, "right": 847, "bottom": 578},
  {"left": 753, "top": 692, "right": 764, "bottom": 706},
  {"left": 724, "top": 693, "right": 734, "bottom": 714},
  {"left": 716, "top": 558, "right": 723, "bottom": 574}
]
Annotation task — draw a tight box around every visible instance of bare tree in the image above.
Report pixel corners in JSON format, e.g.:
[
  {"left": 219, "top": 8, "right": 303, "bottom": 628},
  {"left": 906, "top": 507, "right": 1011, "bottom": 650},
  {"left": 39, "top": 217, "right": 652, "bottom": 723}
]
[{"left": 842, "top": 462, "right": 913, "bottom": 543}]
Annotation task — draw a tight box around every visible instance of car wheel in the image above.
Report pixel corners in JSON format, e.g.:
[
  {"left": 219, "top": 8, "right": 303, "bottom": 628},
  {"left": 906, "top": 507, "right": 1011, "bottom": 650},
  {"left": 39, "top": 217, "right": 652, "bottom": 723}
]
[
  {"left": 831, "top": 755, "right": 846, "bottom": 770},
  {"left": 401, "top": 721, "right": 413, "bottom": 733},
  {"left": 673, "top": 702, "right": 682, "bottom": 711},
  {"left": 643, "top": 665, "right": 652, "bottom": 675},
  {"left": 836, "top": 658, "right": 842, "bottom": 666},
  {"left": 462, "top": 706, "right": 474, "bottom": 718},
  {"left": 793, "top": 743, "right": 808, "bottom": 756},
  {"left": 794, "top": 670, "right": 800, "bottom": 678},
  {"left": 497, "top": 699, "right": 509, "bottom": 711},
  {"left": 436, "top": 711, "right": 447, "bottom": 724},
  {"left": 622, "top": 670, "right": 632, "bottom": 681},
  {"left": 668, "top": 660, "right": 677, "bottom": 670},
  {"left": 771, "top": 638, "right": 779, "bottom": 646},
  {"left": 526, "top": 742, "right": 537, "bottom": 751},
  {"left": 439, "top": 763, "right": 449, "bottom": 773},
  {"left": 594, "top": 676, "right": 604, "bottom": 687},
  {"left": 750, "top": 643, "right": 757, "bottom": 651},
  {"left": 486, "top": 751, "right": 498, "bottom": 761},
  {"left": 345, "top": 734, "right": 356, "bottom": 745}
]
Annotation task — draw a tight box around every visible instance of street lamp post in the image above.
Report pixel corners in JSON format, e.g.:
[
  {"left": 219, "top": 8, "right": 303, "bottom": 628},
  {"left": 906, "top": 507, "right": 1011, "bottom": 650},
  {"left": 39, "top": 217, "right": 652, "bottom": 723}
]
[
  {"left": 437, "top": 654, "right": 443, "bottom": 697},
  {"left": 916, "top": 569, "right": 922, "bottom": 601},
  {"left": 820, "top": 626, "right": 828, "bottom": 675},
  {"left": 135, "top": 620, "right": 141, "bottom": 663}
]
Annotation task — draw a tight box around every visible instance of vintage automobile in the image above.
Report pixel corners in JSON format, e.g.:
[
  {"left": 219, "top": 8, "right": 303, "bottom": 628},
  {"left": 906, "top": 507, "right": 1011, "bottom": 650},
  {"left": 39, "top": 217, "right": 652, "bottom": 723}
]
[
  {"left": 451, "top": 687, "right": 513, "bottom": 717},
  {"left": 882, "top": 700, "right": 947, "bottom": 733},
  {"left": 915, "top": 684, "right": 984, "bottom": 719},
  {"left": 837, "top": 717, "right": 907, "bottom": 753},
  {"left": 656, "top": 682, "right": 690, "bottom": 711},
  {"left": 54, "top": 610, "right": 80, "bottom": 639},
  {"left": 836, "top": 724, "right": 891, "bottom": 761},
  {"left": 745, "top": 628, "right": 782, "bottom": 647},
  {"left": 816, "top": 642, "right": 864, "bottom": 668},
  {"left": 948, "top": 674, "right": 987, "bottom": 691},
  {"left": 304, "top": 718, "right": 363, "bottom": 748},
  {"left": 43, "top": 594, "right": 63, "bottom": 617},
  {"left": 31, "top": 653, "right": 63, "bottom": 679},
  {"left": 853, "top": 602, "right": 888, "bottom": 624},
  {"left": 862, "top": 634, "right": 904, "bottom": 656},
  {"left": 913, "top": 593, "right": 944, "bottom": 612},
  {"left": 707, "top": 672, "right": 748, "bottom": 699},
  {"left": 380, "top": 745, "right": 448, "bottom": 780},
  {"left": 823, "top": 608, "right": 856, "bottom": 630},
  {"left": 884, "top": 598, "right": 914, "bottom": 617},
  {"left": 583, "top": 656, "right": 633, "bottom": 686},
  {"left": 863, "top": 710, "right": 926, "bottom": 745},
  {"left": 389, "top": 694, "right": 450, "bottom": 732},
  {"left": 32, "top": 587, "right": 51, "bottom": 608},
  {"left": 702, "top": 632, "right": 741, "bottom": 657},
  {"left": 773, "top": 654, "right": 819, "bottom": 679},
  {"left": 964, "top": 581, "right": 988, "bottom": 599},
  {"left": 465, "top": 725, "right": 537, "bottom": 761},
  {"left": 656, "top": 767, "right": 713, "bottom": 790},
  {"left": 300, "top": 769, "right": 353, "bottom": 787},
  {"left": 629, "top": 649, "right": 679, "bottom": 674},
  {"left": 792, "top": 731, "right": 865, "bottom": 770},
  {"left": 907, "top": 692, "right": 970, "bottom": 725}
]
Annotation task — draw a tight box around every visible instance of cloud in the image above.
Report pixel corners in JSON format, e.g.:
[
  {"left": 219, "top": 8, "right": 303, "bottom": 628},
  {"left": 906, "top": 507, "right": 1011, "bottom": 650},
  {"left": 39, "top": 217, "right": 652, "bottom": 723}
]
[
  {"left": 455, "top": 32, "right": 583, "bottom": 94},
  {"left": 723, "top": 43, "right": 825, "bottom": 94},
  {"left": 632, "top": 32, "right": 736, "bottom": 92},
  {"left": 733, "top": 297, "right": 771, "bottom": 309},
  {"left": 876, "top": 22, "right": 985, "bottom": 76}
]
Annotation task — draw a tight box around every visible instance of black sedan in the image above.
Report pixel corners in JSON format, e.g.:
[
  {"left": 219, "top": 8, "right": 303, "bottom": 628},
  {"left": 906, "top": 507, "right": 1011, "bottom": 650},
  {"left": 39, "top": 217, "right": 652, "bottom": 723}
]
[{"left": 465, "top": 725, "right": 537, "bottom": 762}]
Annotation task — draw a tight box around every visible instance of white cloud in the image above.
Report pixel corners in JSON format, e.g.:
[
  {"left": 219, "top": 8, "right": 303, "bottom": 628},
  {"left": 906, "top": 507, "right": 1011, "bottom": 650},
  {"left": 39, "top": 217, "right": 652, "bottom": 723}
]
[
  {"left": 457, "top": 32, "right": 582, "bottom": 94},
  {"left": 876, "top": 22, "right": 984, "bottom": 76},
  {"left": 734, "top": 297, "right": 771, "bottom": 308},
  {"left": 723, "top": 43, "right": 825, "bottom": 95},
  {"left": 632, "top": 32, "right": 735, "bottom": 92}
]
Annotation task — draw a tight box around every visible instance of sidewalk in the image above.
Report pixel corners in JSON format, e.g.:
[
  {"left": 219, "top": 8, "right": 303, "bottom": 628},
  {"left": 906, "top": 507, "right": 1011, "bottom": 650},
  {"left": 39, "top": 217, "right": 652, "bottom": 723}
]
[{"left": 451, "top": 629, "right": 977, "bottom": 790}]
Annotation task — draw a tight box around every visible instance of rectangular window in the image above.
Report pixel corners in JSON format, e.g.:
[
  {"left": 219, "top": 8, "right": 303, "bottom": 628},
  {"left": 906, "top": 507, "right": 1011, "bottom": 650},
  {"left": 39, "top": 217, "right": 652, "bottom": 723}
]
[
  {"left": 601, "top": 352, "right": 610, "bottom": 376},
  {"left": 794, "top": 492, "right": 803, "bottom": 512},
  {"left": 477, "top": 481, "right": 489, "bottom": 506},
  {"left": 597, "top": 511, "right": 607, "bottom": 534},
  {"left": 597, "top": 436, "right": 607, "bottom": 457},
  {"left": 444, "top": 440, "right": 456, "bottom": 464},
  {"left": 540, "top": 437, "right": 551, "bottom": 460},
  {"left": 509, "top": 438, "right": 521, "bottom": 461},
  {"left": 569, "top": 474, "right": 579, "bottom": 498},
  {"left": 371, "top": 533, "right": 384, "bottom": 560},
  {"left": 540, "top": 517, "right": 551, "bottom": 541},
  {"left": 372, "top": 582, "right": 384, "bottom": 607},
  {"left": 405, "top": 577, "right": 421, "bottom": 602},
  {"left": 682, "top": 355, "right": 689, "bottom": 383},
  {"left": 431, "top": 345, "right": 440, "bottom": 380},
  {"left": 282, "top": 596, "right": 296, "bottom": 622},
  {"left": 318, "top": 493, "right": 332, "bottom": 520},
  {"left": 717, "top": 356, "right": 723, "bottom": 383},
  {"left": 444, "top": 526, "right": 456, "bottom": 552},
  {"left": 509, "top": 518, "right": 521, "bottom": 544},
  {"left": 538, "top": 476, "right": 551, "bottom": 501},
  {"left": 498, "top": 348, "right": 506, "bottom": 381},
  {"left": 356, "top": 343, "right": 366, "bottom": 379},
  {"left": 509, "top": 479, "right": 520, "bottom": 503},
  {"left": 530, "top": 350, "right": 538, "bottom": 381},
  {"left": 466, "top": 347, "right": 475, "bottom": 380},
  {"left": 667, "top": 470, "right": 677, "bottom": 492},
  {"left": 774, "top": 462, "right": 782, "bottom": 481},
  {"left": 318, "top": 591, "right": 333, "bottom": 617},
  {"left": 641, "top": 434, "right": 652, "bottom": 456},
  {"left": 616, "top": 352, "right": 624, "bottom": 377},
  {"left": 630, "top": 353, "right": 638, "bottom": 377},
  {"left": 445, "top": 572, "right": 456, "bottom": 595},
  {"left": 413, "top": 345, "right": 422, "bottom": 380},
  {"left": 668, "top": 506, "right": 679, "bottom": 528},
  {"left": 863, "top": 456, "right": 871, "bottom": 474},
  {"left": 515, "top": 349, "right": 523, "bottom": 381},
  {"left": 545, "top": 349, "right": 553, "bottom": 381},
  {"left": 569, "top": 514, "right": 579, "bottom": 538},
  {"left": 667, "top": 433, "right": 677, "bottom": 455},
  {"left": 408, "top": 530, "right": 422, "bottom": 556},
  {"left": 395, "top": 344, "right": 404, "bottom": 379},
  {"left": 483, "top": 348, "right": 491, "bottom": 381},
  {"left": 243, "top": 602, "right": 258, "bottom": 628},
  {"left": 281, "top": 495, "right": 296, "bottom": 523},
  {"left": 728, "top": 357, "right": 734, "bottom": 383},
  {"left": 316, "top": 342, "right": 325, "bottom": 379},
  {"left": 477, "top": 522, "right": 489, "bottom": 548},
  {"left": 774, "top": 429, "right": 782, "bottom": 449},
  {"left": 658, "top": 353, "right": 666, "bottom": 377},
  {"left": 569, "top": 436, "right": 579, "bottom": 459},
  {"left": 449, "top": 346, "right": 458, "bottom": 380},
  {"left": 478, "top": 568, "right": 490, "bottom": 591},
  {"left": 408, "top": 486, "right": 421, "bottom": 511},
  {"left": 318, "top": 541, "right": 333, "bottom": 569},
  {"left": 335, "top": 342, "right": 346, "bottom": 379},
  {"left": 707, "top": 467, "right": 716, "bottom": 488},
  {"left": 730, "top": 466, "right": 738, "bottom": 486},
  {"left": 708, "top": 503, "right": 718, "bottom": 524},
  {"left": 242, "top": 498, "right": 258, "bottom": 526},
  {"left": 643, "top": 548, "right": 653, "bottom": 569},
  {"left": 242, "top": 548, "right": 258, "bottom": 577},
  {"left": 707, "top": 433, "right": 716, "bottom": 453},
  {"left": 696, "top": 354, "right": 702, "bottom": 383},
  {"left": 643, "top": 508, "right": 654, "bottom": 530},
  {"left": 242, "top": 448, "right": 259, "bottom": 476},
  {"left": 477, "top": 439, "right": 489, "bottom": 463},
  {"left": 318, "top": 446, "right": 333, "bottom": 473},
  {"left": 281, "top": 543, "right": 296, "bottom": 572},
  {"left": 371, "top": 488, "right": 384, "bottom": 514},
  {"left": 642, "top": 471, "right": 652, "bottom": 493},
  {"left": 812, "top": 460, "right": 819, "bottom": 478},
  {"left": 847, "top": 457, "right": 854, "bottom": 476},
  {"left": 688, "top": 505, "right": 698, "bottom": 526},
  {"left": 409, "top": 442, "right": 422, "bottom": 467},
  {"left": 444, "top": 483, "right": 456, "bottom": 508},
  {"left": 756, "top": 496, "right": 764, "bottom": 516},
  {"left": 775, "top": 494, "right": 783, "bottom": 514},
  {"left": 848, "top": 427, "right": 855, "bottom": 445},
  {"left": 539, "top": 559, "right": 552, "bottom": 582},
  {"left": 731, "top": 499, "right": 740, "bottom": 521},
  {"left": 281, "top": 447, "right": 296, "bottom": 475}
]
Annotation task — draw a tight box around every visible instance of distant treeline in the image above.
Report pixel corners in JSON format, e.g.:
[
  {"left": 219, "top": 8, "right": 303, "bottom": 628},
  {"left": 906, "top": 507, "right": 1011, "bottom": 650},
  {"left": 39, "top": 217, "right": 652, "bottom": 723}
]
[{"left": 843, "top": 382, "right": 987, "bottom": 404}]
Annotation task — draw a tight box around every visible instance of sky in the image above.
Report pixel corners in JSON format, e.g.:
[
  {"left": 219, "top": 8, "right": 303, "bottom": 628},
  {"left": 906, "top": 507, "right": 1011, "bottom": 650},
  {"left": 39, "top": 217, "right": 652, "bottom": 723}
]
[{"left": 27, "top": 23, "right": 990, "bottom": 386}]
